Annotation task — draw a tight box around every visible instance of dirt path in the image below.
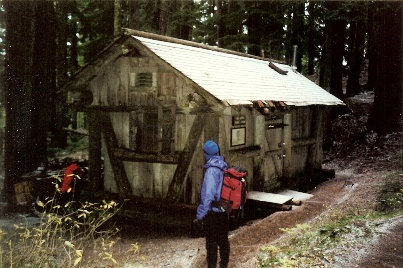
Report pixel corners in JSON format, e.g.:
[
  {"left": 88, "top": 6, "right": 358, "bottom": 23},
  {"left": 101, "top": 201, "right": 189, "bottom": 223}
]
[
  {"left": 112, "top": 156, "right": 401, "bottom": 268},
  {"left": 1, "top": 160, "right": 400, "bottom": 268}
]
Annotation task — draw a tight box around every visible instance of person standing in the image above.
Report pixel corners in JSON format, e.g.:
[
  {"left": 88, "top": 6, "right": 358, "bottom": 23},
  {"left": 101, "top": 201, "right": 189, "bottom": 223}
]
[{"left": 196, "top": 140, "right": 229, "bottom": 268}]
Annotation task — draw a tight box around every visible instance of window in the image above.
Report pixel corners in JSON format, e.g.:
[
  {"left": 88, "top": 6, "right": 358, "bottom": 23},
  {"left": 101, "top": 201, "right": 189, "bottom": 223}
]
[{"left": 141, "top": 112, "right": 159, "bottom": 152}]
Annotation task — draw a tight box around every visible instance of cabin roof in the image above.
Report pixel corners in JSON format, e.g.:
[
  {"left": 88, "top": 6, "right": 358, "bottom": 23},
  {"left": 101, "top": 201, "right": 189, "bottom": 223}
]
[{"left": 130, "top": 33, "right": 343, "bottom": 107}]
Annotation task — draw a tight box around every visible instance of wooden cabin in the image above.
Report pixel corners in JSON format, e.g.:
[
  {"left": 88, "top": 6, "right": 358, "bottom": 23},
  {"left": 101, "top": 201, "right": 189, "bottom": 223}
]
[{"left": 62, "top": 29, "right": 343, "bottom": 206}]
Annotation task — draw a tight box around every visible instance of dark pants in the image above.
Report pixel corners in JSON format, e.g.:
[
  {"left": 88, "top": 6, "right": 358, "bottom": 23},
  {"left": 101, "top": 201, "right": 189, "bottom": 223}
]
[{"left": 205, "top": 211, "right": 230, "bottom": 268}]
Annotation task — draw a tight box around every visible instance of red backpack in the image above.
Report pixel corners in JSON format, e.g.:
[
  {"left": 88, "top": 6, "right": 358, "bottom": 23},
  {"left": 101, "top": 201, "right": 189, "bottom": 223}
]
[{"left": 214, "top": 166, "right": 248, "bottom": 213}]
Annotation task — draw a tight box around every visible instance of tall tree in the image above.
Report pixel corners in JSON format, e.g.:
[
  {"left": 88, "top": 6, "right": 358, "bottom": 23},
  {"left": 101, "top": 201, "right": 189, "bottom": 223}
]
[
  {"left": 319, "top": 1, "right": 346, "bottom": 100},
  {"left": 114, "top": 0, "right": 123, "bottom": 37},
  {"left": 345, "top": 2, "right": 367, "bottom": 97},
  {"left": 289, "top": 1, "right": 305, "bottom": 72},
  {"left": 306, "top": 1, "right": 316, "bottom": 75},
  {"left": 170, "top": 0, "right": 195, "bottom": 40},
  {"left": 31, "top": 0, "right": 56, "bottom": 162},
  {"left": 126, "top": 0, "right": 140, "bottom": 30},
  {"left": 367, "top": 1, "right": 401, "bottom": 133},
  {"left": 245, "top": 1, "right": 262, "bottom": 56},
  {"left": 193, "top": 0, "right": 218, "bottom": 46},
  {"left": 260, "top": 1, "right": 286, "bottom": 60},
  {"left": 216, "top": 0, "right": 224, "bottom": 47},
  {"left": 51, "top": 0, "right": 73, "bottom": 148},
  {"left": 4, "top": 0, "right": 35, "bottom": 206}
]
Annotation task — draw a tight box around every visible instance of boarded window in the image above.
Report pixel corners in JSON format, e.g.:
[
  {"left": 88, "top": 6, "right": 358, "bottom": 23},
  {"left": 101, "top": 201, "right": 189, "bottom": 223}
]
[
  {"left": 135, "top": 72, "right": 153, "bottom": 87},
  {"left": 141, "top": 112, "right": 159, "bottom": 152}
]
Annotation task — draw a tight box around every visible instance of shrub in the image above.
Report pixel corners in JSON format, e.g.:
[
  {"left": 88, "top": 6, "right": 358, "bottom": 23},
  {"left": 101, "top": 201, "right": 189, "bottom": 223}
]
[
  {"left": 376, "top": 172, "right": 403, "bottom": 213},
  {"left": 0, "top": 198, "right": 125, "bottom": 267}
]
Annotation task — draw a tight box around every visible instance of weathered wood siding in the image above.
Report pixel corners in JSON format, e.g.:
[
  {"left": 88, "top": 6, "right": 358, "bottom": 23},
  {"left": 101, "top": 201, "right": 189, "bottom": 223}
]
[
  {"left": 289, "top": 106, "right": 323, "bottom": 178},
  {"left": 84, "top": 41, "right": 325, "bottom": 203}
]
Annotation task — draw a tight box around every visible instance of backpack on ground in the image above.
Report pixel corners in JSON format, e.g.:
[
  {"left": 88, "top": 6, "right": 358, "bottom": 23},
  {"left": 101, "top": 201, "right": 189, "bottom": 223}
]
[{"left": 213, "top": 166, "right": 248, "bottom": 215}]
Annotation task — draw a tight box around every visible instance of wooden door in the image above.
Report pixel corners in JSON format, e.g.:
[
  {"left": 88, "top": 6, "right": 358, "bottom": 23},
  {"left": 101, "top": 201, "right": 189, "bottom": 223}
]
[{"left": 263, "top": 116, "right": 285, "bottom": 191}]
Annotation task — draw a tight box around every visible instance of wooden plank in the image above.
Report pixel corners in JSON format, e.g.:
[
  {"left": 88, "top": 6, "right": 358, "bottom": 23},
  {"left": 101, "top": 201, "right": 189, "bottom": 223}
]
[
  {"left": 282, "top": 113, "right": 292, "bottom": 180},
  {"left": 275, "top": 189, "right": 313, "bottom": 202},
  {"left": 247, "top": 191, "right": 292, "bottom": 205},
  {"left": 227, "top": 146, "right": 261, "bottom": 163},
  {"left": 101, "top": 112, "right": 132, "bottom": 194},
  {"left": 292, "top": 138, "right": 316, "bottom": 147},
  {"left": 256, "top": 100, "right": 265, "bottom": 108},
  {"left": 310, "top": 106, "right": 324, "bottom": 170},
  {"left": 113, "top": 148, "right": 179, "bottom": 164},
  {"left": 88, "top": 110, "right": 103, "bottom": 193},
  {"left": 165, "top": 113, "right": 206, "bottom": 202}
]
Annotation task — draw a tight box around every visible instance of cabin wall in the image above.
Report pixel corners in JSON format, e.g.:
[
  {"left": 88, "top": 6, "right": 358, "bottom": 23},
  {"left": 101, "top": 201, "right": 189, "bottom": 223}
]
[
  {"left": 83, "top": 43, "right": 325, "bottom": 203},
  {"left": 289, "top": 106, "right": 324, "bottom": 179}
]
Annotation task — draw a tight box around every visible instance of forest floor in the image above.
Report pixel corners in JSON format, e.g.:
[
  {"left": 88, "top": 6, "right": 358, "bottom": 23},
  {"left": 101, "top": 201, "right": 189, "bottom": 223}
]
[{"left": 0, "top": 91, "right": 401, "bottom": 268}]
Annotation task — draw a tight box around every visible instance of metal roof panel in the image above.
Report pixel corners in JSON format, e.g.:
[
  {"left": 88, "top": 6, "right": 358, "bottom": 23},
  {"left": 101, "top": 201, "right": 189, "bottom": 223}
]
[{"left": 133, "top": 35, "right": 344, "bottom": 106}]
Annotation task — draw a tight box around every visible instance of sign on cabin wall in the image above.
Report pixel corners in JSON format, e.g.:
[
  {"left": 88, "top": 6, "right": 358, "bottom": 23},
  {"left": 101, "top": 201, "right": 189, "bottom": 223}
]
[
  {"left": 231, "top": 127, "right": 246, "bottom": 146},
  {"left": 231, "top": 115, "right": 246, "bottom": 146}
]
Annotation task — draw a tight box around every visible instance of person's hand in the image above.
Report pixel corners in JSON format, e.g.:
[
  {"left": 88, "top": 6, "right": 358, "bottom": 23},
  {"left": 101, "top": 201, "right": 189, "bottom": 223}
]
[{"left": 193, "top": 218, "right": 204, "bottom": 229}]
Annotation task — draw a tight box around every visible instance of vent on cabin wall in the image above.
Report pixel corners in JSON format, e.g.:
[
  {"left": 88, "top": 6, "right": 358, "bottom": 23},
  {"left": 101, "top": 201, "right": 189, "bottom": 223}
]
[
  {"left": 129, "top": 71, "right": 157, "bottom": 92},
  {"left": 135, "top": 72, "right": 153, "bottom": 87}
]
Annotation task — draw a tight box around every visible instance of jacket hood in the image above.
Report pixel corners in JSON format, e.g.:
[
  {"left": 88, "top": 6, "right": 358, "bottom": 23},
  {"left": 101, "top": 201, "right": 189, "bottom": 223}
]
[{"left": 203, "top": 155, "right": 227, "bottom": 171}]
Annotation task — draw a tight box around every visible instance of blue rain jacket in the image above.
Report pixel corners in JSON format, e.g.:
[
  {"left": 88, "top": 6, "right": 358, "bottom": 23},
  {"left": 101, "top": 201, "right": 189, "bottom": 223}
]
[{"left": 196, "top": 154, "right": 228, "bottom": 220}]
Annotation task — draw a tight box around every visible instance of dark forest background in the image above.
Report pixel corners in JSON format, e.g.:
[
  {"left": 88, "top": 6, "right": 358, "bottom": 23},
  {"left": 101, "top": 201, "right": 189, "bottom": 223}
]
[{"left": 0, "top": 0, "right": 401, "bottom": 206}]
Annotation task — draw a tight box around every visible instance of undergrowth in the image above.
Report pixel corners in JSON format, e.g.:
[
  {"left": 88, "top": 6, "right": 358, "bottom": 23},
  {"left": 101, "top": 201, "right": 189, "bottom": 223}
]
[
  {"left": 0, "top": 191, "right": 142, "bottom": 267},
  {"left": 257, "top": 171, "right": 403, "bottom": 268}
]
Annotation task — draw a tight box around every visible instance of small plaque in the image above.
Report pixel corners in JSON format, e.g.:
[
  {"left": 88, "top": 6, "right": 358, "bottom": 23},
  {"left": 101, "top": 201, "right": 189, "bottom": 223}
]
[{"left": 231, "top": 127, "right": 246, "bottom": 146}]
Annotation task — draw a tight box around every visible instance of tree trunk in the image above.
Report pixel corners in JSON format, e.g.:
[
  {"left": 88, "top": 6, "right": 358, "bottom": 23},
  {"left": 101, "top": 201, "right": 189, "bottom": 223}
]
[
  {"left": 319, "top": 1, "right": 346, "bottom": 100},
  {"left": 366, "top": 4, "right": 376, "bottom": 91},
  {"left": 368, "top": 2, "right": 402, "bottom": 133},
  {"left": 290, "top": 1, "right": 305, "bottom": 72},
  {"left": 346, "top": 4, "right": 367, "bottom": 97},
  {"left": 114, "top": 0, "right": 122, "bottom": 37},
  {"left": 31, "top": 0, "right": 56, "bottom": 164},
  {"left": 246, "top": 1, "right": 261, "bottom": 56},
  {"left": 179, "top": 0, "right": 193, "bottom": 40},
  {"left": 307, "top": 1, "right": 316, "bottom": 75},
  {"left": 127, "top": 0, "right": 140, "bottom": 30},
  {"left": 159, "top": 0, "right": 169, "bottom": 35},
  {"left": 216, "top": 0, "right": 224, "bottom": 47},
  {"left": 52, "top": 0, "right": 70, "bottom": 148},
  {"left": 4, "top": 0, "right": 35, "bottom": 208}
]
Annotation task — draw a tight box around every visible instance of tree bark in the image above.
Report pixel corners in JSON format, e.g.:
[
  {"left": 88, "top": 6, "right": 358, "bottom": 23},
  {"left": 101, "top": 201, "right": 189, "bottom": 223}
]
[
  {"left": 319, "top": 1, "right": 346, "bottom": 100},
  {"left": 32, "top": 0, "right": 56, "bottom": 163},
  {"left": 246, "top": 1, "right": 261, "bottom": 56},
  {"left": 290, "top": 1, "right": 305, "bottom": 72},
  {"left": 159, "top": 0, "right": 170, "bottom": 35},
  {"left": 307, "top": 1, "right": 316, "bottom": 75},
  {"left": 114, "top": 0, "right": 122, "bottom": 37},
  {"left": 4, "top": 0, "right": 35, "bottom": 208},
  {"left": 127, "top": 0, "right": 140, "bottom": 30},
  {"left": 216, "top": 0, "right": 224, "bottom": 47},
  {"left": 52, "top": 0, "right": 70, "bottom": 148},
  {"left": 367, "top": 2, "right": 402, "bottom": 133},
  {"left": 346, "top": 3, "right": 367, "bottom": 97}
]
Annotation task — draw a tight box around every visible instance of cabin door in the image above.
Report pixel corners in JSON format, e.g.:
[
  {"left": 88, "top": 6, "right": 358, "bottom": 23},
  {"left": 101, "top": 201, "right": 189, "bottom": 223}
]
[{"left": 263, "top": 116, "right": 285, "bottom": 191}]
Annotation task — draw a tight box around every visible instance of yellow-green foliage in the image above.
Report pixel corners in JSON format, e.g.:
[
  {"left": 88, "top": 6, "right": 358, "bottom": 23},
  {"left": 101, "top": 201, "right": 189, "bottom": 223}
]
[
  {"left": 377, "top": 172, "right": 403, "bottom": 213},
  {"left": 0, "top": 198, "right": 130, "bottom": 267},
  {"left": 258, "top": 171, "right": 403, "bottom": 268}
]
